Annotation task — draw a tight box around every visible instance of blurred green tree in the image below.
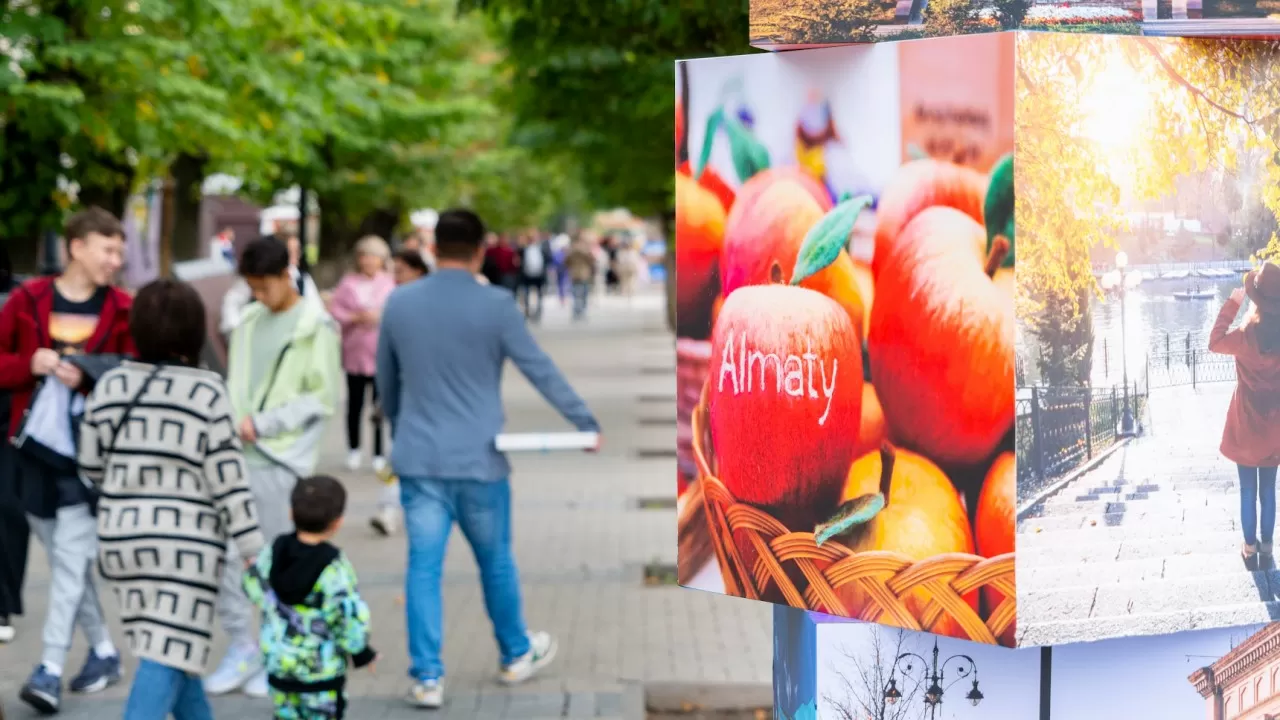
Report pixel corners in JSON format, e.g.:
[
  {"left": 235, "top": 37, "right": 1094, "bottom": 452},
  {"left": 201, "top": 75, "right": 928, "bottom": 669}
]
[{"left": 458, "top": 0, "right": 752, "bottom": 231}]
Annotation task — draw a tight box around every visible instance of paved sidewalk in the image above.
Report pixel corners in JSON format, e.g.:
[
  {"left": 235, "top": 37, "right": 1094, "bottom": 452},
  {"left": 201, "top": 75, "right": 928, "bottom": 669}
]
[
  {"left": 1018, "top": 382, "right": 1280, "bottom": 647},
  {"left": 0, "top": 287, "right": 772, "bottom": 719}
]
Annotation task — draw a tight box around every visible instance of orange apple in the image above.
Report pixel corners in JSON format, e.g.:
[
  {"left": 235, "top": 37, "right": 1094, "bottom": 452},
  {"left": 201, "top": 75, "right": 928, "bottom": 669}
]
[
  {"left": 977, "top": 451, "right": 1016, "bottom": 646},
  {"left": 856, "top": 384, "right": 886, "bottom": 456},
  {"left": 825, "top": 445, "right": 978, "bottom": 639}
]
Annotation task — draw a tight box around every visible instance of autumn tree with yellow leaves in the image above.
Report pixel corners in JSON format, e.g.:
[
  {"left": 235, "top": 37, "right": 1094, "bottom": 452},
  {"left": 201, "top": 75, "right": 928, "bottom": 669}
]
[{"left": 1017, "top": 34, "right": 1280, "bottom": 385}]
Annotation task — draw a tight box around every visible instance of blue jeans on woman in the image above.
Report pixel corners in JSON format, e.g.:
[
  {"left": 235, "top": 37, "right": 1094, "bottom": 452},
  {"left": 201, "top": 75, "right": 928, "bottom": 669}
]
[
  {"left": 401, "top": 477, "right": 531, "bottom": 682},
  {"left": 1238, "top": 464, "right": 1278, "bottom": 548},
  {"left": 123, "top": 659, "right": 213, "bottom": 720}
]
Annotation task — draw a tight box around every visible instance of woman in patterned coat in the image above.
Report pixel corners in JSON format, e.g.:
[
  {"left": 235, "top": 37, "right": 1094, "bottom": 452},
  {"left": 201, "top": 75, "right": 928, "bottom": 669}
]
[{"left": 78, "top": 279, "right": 265, "bottom": 719}]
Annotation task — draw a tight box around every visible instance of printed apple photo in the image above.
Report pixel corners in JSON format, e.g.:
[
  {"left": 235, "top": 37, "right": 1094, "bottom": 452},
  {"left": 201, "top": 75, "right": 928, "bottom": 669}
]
[{"left": 675, "top": 34, "right": 1018, "bottom": 646}]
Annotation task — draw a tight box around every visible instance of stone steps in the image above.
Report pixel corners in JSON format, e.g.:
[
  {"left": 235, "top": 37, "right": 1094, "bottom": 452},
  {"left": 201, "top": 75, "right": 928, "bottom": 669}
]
[
  {"left": 1057, "top": 477, "right": 1237, "bottom": 498},
  {"left": 1019, "top": 505, "right": 1237, "bottom": 533},
  {"left": 1020, "top": 549, "right": 1260, "bottom": 590},
  {"left": 1035, "top": 494, "right": 1242, "bottom": 518},
  {"left": 1020, "top": 515, "right": 1238, "bottom": 542},
  {"left": 1019, "top": 599, "right": 1280, "bottom": 647},
  {"left": 1018, "top": 570, "right": 1279, "bottom": 646},
  {"left": 1017, "top": 529, "right": 1241, "bottom": 563}
]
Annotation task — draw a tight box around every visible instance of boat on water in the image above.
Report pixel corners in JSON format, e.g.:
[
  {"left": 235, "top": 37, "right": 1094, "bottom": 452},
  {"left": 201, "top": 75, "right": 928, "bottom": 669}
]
[
  {"left": 1195, "top": 268, "right": 1237, "bottom": 279},
  {"left": 1173, "top": 288, "right": 1216, "bottom": 300},
  {"left": 1160, "top": 270, "right": 1191, "bottom": 281}
]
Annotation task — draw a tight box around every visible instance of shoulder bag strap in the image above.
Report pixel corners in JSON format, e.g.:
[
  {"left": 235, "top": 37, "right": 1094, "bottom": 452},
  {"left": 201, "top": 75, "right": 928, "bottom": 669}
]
[{"left": 102, "top": 365, "right": 164, "bottom": 461}]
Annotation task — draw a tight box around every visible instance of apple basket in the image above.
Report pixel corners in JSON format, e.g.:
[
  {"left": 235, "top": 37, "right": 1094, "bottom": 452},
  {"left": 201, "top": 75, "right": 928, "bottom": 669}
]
[
  {"left": 690, "top": 385, "right": 1017, "bottom": 646},
  {"left": 676, "top": 339, "right": 713, "bottom": 479}
]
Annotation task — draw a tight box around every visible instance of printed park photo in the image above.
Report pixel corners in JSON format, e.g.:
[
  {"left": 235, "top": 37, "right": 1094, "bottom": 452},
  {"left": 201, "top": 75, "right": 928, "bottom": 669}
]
[
  {"left": 1015, "top": 33, "right": 1280, "bottom": 648},
  {"left": 751, "top": 0, "right": 1280, "bottom": 47}
]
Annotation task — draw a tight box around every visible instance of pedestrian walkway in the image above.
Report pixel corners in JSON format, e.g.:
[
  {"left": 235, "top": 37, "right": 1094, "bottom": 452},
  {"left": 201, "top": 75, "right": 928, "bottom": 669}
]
[
  {"left": 0, "top": 285, "right": 771, "bottom": 719},
  {"left": 1017, "top": 382, "right": 1280, "bottom": 647}
]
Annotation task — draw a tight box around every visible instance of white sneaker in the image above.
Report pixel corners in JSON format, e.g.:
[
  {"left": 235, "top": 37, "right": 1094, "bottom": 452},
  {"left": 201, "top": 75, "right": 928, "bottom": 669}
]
[
  {"left": 243, "top": 669, "right": 269, "bottom": 698},
  {"left": 370, "top": 507, "right": 399, "bottom": 537},
  {"left": 500, "top": 631, "right": 557, "bottom": 685},
  {"left": 371, "top": 456, "right": 387, "bottom": 473},
  {"left": 345, "top": 450, "right": 362, "bottom": 471},
  {"left": 204, "top": 643, "right": 262, "bottom": 695},
  {"left": 408, "top": 678, "right": 444, "bottom": 708},
  {"left": 0, "top": 618, "right": 14, "bottom": 644}
]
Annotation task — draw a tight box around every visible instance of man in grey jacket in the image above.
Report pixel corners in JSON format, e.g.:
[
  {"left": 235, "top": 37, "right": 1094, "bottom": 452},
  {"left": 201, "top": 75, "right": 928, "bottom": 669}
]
[{"left": 377, "top": 209, "right": 600, "bottom": 709}]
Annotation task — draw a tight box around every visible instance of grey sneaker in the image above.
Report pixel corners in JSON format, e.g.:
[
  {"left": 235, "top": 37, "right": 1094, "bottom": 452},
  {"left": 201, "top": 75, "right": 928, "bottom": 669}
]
[
  {"left": 408, "top": 678, "right": 444, "bottom": 708},
  {"left": 500, "top": 631, "right": 557, "bottom": 685}
]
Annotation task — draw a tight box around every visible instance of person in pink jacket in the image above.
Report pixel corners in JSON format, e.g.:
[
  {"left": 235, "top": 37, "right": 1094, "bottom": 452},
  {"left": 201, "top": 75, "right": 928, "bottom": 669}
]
[{"left": 328, "top": 236, "right": 396, "bottom": 477}]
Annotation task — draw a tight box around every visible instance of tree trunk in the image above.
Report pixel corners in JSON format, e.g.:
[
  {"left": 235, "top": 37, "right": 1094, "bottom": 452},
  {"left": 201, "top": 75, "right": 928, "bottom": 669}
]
[
  {"left": 170, "top": 153, "right": 208, "bottom": 262},
  {"left": 316, "top": 190, "right": 355, "bottom": 265},
  {"left": 4, "top": 235, "right": 41, "bottom": 276},
  {"left": 357, "top": 208, "right": 401, "bottom": 245},
  {"left": 77, "top": 154, "right": 135, "bottom": 219}
]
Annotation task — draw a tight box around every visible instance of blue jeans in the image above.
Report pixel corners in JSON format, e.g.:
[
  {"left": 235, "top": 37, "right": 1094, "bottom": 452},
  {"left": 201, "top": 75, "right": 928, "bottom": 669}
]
[
  {"left": 123, "top": 659, "right": 213, "bottom": 720},
  {"left": 401, "top": 477, "right": 530, "bottom": 682},
  {"left": 571, "top": 282, "right": 591, "bottom": 318},
  {"left": 1238, "top": 464, "right": 1278, "bottom": 547}
]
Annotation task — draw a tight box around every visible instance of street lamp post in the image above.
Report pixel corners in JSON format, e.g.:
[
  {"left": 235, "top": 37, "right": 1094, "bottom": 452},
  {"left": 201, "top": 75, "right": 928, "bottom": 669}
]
[
  {"left": 883, "top": 637, "right": 983, "bottom": 719},
  {"left": 1116, "top": 251, "right": 1135, "bottom": 436}
]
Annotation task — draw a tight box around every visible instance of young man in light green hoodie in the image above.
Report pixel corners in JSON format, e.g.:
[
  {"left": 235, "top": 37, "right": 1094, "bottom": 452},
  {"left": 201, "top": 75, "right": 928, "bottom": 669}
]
[{"left": 206, "top": 235, "right": 342, "bottom": 698}]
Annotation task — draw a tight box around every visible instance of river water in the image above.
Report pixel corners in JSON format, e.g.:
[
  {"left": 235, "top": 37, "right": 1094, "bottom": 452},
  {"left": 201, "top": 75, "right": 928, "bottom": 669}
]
[{"left": 1017, "top": 275, "right": 1244, "bottom": 388}]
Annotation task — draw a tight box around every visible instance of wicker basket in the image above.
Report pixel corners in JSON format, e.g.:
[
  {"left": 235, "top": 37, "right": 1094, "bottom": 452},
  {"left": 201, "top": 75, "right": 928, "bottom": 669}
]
[
  {"left": 691, "top": 384, "right": 1017, "bottom": 646},
  {"left": 676, "top": 339, "right": 713, "bottom": 479}
]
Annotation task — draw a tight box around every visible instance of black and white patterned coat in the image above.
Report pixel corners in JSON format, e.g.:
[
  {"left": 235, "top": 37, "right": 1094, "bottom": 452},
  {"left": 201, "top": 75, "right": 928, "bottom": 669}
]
[{"left": 79, "top": 361, "right": 265, "bottom": 674}]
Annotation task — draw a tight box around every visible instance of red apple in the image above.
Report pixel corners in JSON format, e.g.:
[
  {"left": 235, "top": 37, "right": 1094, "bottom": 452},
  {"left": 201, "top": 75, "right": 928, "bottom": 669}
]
[
  {"left": 870, "top": 207, "right": 1014, "bottom": 467},
  {"left": 676, "top": 172, "right": 728, "bottom": 339},
  {"left": 679, "top": 160, "right": 736, "bottom": 214},
  {"left": 872, "top": 159, "right": 987, "bottom": 280},
  {"left": 708, "top": 284, "right": 863, "bottom": 525},
  {"left": 977, "top": 451, "right": 1016, "bottom": 646},
  {"left": 720, "top": 171, "right": 866, "bottom": 337}
]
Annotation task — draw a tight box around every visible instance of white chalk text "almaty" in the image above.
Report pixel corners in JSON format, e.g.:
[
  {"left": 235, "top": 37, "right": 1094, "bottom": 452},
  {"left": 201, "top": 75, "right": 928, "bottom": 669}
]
[{"left": 717, "top": 331, "right": 838, "bottom": 426}]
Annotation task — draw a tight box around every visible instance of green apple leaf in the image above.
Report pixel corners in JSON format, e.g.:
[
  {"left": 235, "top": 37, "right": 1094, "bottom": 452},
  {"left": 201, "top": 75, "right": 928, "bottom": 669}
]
[
  {"left": 814, "top": 444, "right": 897, "bottom": 547},
  {"left": 985, "top": 152, "right": 1015, "bottom": 268},
  {"left": 694, "top": 107, "right": 770, "bottom": 185},
  {"left": 814, "top": 493, "right": 885, "bottom": 547},
  {"left": 723, "top": 115, "right": 770, "bottom": 184},
  {"left": 693, "top": 108, "right": 725, "bottom": 182},
  {"left": 790, "top": 194, "right": 873, "bottom": 285}
]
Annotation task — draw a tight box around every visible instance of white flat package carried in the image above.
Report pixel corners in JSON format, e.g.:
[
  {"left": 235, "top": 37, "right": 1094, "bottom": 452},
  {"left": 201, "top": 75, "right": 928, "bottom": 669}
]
[{"left": 494, "top": 431, "right": 599, "bottom": 453}]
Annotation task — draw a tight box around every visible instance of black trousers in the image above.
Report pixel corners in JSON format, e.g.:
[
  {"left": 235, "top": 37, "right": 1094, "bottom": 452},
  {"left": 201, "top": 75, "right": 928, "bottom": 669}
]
[
  {"left": 346, "top": 374, "right": 383, "bottom": 457},
  {"left": 0, "top": 440, "right": 28, "bottom": 618}
]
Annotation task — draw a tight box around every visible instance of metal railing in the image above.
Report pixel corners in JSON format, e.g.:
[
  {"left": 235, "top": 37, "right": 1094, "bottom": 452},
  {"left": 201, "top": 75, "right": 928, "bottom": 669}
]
[
  {"left": 1144, "top": 350, "right": 1236, "bottom": 389},
  {"left": 1015, "top": 383, "right": 1148, "bottom": 505}
]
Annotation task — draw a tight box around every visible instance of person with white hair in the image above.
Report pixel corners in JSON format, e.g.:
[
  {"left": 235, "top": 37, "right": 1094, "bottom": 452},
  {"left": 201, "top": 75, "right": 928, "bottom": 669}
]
[{"left": 327, "top": 237, "right": 397, "bottom": 480}]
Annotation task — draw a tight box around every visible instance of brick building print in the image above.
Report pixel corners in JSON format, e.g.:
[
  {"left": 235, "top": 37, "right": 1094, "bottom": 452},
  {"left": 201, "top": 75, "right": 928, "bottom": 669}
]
[{"left": 1190, "top": 624, "right": 1280, "bottom": 720}]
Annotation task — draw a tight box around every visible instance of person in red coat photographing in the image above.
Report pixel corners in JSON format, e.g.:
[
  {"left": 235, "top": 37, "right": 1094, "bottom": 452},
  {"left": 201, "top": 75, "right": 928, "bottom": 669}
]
[
  {"left": 1211, "top": 261, "right": 1280, "bottom": 571},
  {"left": 0, "top": 207, "right": 135, "bottom": 714}
]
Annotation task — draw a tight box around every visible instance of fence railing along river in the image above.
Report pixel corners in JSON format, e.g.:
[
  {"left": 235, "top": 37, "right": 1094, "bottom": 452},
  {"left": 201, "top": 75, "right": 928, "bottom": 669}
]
[{"left": 1017, "top": 347, "right": 1237, "bottom": 506}]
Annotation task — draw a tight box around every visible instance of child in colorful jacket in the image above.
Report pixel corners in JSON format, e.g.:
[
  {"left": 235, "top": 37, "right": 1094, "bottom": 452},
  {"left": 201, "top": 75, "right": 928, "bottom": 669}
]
[{"left": 243, "top": 476, "right": 377, "bottom": 720}]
